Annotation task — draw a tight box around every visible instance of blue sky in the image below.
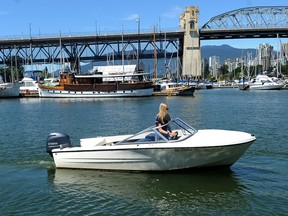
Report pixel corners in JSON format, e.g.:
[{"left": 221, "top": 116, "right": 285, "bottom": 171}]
[{"left": 0, "top": 0, "right": 287, "bottom": 49}]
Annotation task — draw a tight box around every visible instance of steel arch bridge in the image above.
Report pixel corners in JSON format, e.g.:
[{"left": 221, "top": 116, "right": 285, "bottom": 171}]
[{"left": 200, "top": 6, "right": 288, "bottom": 40}]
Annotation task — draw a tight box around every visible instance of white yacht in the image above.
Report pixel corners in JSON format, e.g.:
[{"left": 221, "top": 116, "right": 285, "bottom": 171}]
[
  {"left": 19, "top": 77, "right": 39, "bottom": 97},
  {"left": 249, "top": 75, "right": 285, "bottom": 90}
]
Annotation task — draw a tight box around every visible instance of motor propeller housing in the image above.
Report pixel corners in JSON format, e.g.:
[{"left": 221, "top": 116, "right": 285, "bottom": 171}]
[{"left": 46, "top": 132, "right": 72, "bottom": 157}]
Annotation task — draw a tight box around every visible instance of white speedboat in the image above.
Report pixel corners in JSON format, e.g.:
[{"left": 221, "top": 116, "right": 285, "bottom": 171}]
[
  {"left": 19, "top": 77, "right": 39, "bottom": 97},
  {"left": 249, "top": 75, "right": 284, "bottom": 90},
  {"left": 46, "top": 118, "right": 256, "bottom": 171}
]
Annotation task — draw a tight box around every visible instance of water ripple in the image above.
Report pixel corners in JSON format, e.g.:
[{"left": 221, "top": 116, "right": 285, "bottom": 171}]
[{"left": 0, "top": 90, "right": 287, "bottom": 215}]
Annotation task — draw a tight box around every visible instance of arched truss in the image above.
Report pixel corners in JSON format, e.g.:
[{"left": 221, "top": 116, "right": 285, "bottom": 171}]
[{"left": 202, "top": 6, "right": 288, "bottom": 29}]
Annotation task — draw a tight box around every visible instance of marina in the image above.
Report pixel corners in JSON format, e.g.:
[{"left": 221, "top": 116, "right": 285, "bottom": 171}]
[
  {"left": 1, "top": 6, "right": 288, "bottom": 99},
  {"left": 0, "top": 2, "right": 288, "bottom": 215},
  {"left": 0, "top": 88, "right": 287, "bottom": 215}
]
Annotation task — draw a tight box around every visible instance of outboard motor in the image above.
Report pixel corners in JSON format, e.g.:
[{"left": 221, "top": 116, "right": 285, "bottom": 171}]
[{"left": 46, "top": 132, "right": 72, "bottom": 157}]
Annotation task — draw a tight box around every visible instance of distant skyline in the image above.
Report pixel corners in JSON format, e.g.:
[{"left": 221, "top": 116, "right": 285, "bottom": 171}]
[{"left": 0, "top": 0, "right": 287, "bottom": 49}]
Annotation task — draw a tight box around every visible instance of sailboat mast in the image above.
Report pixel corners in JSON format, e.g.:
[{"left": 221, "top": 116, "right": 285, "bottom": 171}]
[
  {"left": 164, "top": 32, "right": 167, "bottom": 77},
  {"left": 122, "top": 25, "right": 124, "bottom": 73},
  {"left": 277, "top": 34, "right": 279, "bottom": 77},
  {"left": 15, "top": 50, "right": 18, "bottom": 81},
  {"left": 10, "top": 54, "right": 13, "bottom": 82},
  {"left": 176, "top": 40, "right": 179, "bottom": 82},
  {"left": 153, "top": 26, "right": 157, "bottom": 80},
  {"left": 59, "top": 32, "right": 63, "bottom": 72}
]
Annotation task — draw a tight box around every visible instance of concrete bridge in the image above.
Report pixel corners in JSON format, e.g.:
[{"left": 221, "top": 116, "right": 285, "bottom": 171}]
[{"left": 0, "top": 6, "right": 287, "bottom": 78}]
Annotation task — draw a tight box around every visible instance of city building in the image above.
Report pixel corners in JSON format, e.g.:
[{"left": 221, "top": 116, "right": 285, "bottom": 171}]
[
  {"left": 209, "top": 56, "right": 220, "bottom": 79},
  {"left": 258, "top": 43, "right": 273, "bottom": 71},
  {"left": 224, "top": 59, "right": 235, "bottom": 73},
  {"left": 281, "top": 41, "right": 288, "bottom": 65}
]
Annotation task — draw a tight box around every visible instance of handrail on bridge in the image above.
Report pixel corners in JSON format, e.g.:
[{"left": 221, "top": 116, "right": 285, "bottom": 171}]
[{"left": 0, "top": 28, "right": 182, "bottom": 41}]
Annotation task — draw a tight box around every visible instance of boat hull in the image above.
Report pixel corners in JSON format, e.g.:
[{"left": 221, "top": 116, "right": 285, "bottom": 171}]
[
  {"left": 48, "top": 118, "right": 256, "bottom": 172},
  {"left": 249, "top": 84, "right": 284, "bottom": 90},
  {"left": 39, "top": 82, "right": 154, "bottom": 98},
  {"left": 176, "top": 86, "right": 195, "bottom": 96},
  {"left": 238, "top": 84, "right": 249, "bottom": 90},
  {"left": 248, "top": 75, "right": 285, "bottom": 90},
  {"left": 52, "top": 142, "right": 253, "bottom": 171},
  {"left": 39, "top": 87, "right": 153, "bottom": 98},
  {"left": 153, "top": 86, "right": 195, "bottom": 96},
  {"left": 0, "top": 83, "right": 20, "bottom": 97},
  {"left": 51, "top": 128, "right": 256, "bottom": 171}
]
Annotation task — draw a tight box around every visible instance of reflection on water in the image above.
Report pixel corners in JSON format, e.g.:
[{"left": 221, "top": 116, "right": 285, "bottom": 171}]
[
  {"left": 47, "top": 168, "right": 248, "bottom": 214},
  {"left": 49, "top": 168, "right": 244, "bottom": 194}
]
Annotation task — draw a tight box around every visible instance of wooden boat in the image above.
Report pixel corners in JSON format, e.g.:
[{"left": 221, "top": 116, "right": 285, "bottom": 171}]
[
  {"left": 38, "top": 65, "right": 153, "bottom": 98},
  {"left": 153, "top": 80, "right": 195, "bottom": 96}
]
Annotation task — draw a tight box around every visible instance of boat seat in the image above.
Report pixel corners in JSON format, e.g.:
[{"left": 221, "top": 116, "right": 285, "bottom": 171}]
[
  {"left": 136, "top": 133, "right": 180, "bottom": 142},
  {"left": 145, "top": 133, "right": 156, "bottom": 141},
  {"left": 136, "top": 133, "right": 156, "bottom": 142},
  {"left": 80, "top": 137, "right": 106, "bottom": 147}
]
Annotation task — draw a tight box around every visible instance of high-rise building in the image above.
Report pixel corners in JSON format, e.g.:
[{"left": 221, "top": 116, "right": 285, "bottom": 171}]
[
  {"left": 258, "top": 43, "right": 273, "bottom": 71},
  {"left": 224, "top": 59, "right": 235, "bottom": 73},
  {"left": 281, "top": 41, "right": 288, "bottom": 64},
  {"left": 209, "top": 56, "right": 220, "bottom": 79}
]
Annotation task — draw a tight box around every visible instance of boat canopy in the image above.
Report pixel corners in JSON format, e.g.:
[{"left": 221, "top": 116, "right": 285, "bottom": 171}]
[
  {"left": 24, "top": 70, "right": 43, "bottom": 80},
  {"left": 90, "top": 65, "right": 137, "bottom": 74},
  {"left": 75, "top": 72, "right": 150, "bottom": 79}
]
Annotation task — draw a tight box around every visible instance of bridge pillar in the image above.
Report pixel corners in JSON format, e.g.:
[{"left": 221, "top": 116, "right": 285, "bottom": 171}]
[{"left": 180, "top": 6, "right": 201, "bottom": 78}]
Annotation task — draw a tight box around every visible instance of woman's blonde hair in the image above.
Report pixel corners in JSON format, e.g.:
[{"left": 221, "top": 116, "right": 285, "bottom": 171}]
[{"left": 157, "top": 103, "right": 168, "bottom": 123}]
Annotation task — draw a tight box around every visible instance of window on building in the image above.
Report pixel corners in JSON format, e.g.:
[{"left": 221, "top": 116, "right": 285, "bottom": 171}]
[{"left": 190, "top": 21, "right": 195, "bottom": 29}]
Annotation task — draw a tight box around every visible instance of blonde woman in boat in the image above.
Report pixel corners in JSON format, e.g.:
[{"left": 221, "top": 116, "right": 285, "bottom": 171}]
[{"left": 155, "top": 103, "right": 177, "bottom": 139}]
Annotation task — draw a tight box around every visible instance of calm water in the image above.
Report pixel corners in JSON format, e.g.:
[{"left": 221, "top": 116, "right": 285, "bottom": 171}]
[{"left": 0, "top": 89, "right": 287, "bottom": 215}]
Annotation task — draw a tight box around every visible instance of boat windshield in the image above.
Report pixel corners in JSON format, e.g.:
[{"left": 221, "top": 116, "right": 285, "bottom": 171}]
[{"left": 116, "top": 118, "right": 197, "bottom": 144}]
